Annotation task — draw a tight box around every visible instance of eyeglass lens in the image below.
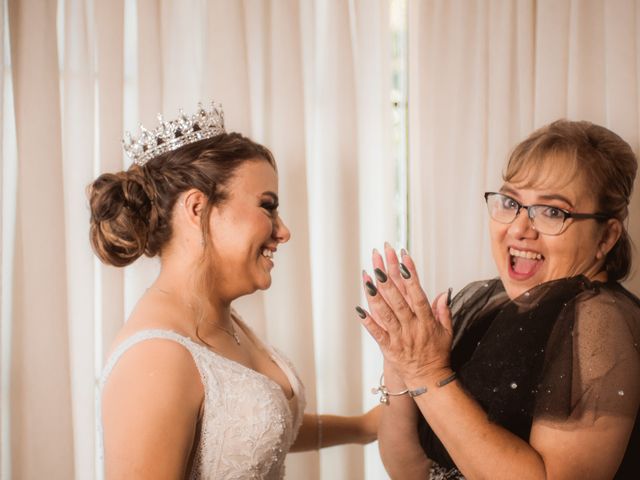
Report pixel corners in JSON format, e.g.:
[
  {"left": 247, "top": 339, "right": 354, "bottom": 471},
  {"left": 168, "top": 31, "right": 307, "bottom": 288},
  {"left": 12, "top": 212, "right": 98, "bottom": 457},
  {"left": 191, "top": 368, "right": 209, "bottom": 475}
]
[{"left": 486, "top": 193, "right": 565, "bottom": 235}]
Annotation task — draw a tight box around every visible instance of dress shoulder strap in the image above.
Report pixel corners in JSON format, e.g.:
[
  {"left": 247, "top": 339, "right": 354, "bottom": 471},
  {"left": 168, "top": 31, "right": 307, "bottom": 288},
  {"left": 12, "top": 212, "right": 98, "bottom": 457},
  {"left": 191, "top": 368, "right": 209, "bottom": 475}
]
[
  {"left": 96, "top": 329, "right": 200, "bottom": 473},
  {"left": 99, "top": 329, "right": 197, "bottom": 388}
]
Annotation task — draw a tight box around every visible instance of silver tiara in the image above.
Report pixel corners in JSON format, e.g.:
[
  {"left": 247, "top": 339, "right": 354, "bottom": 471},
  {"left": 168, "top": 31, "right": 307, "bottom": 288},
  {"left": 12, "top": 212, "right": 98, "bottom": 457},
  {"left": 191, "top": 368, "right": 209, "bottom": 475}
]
[{"left": 122, "top": 101, "right": 226, "bottom": 165}]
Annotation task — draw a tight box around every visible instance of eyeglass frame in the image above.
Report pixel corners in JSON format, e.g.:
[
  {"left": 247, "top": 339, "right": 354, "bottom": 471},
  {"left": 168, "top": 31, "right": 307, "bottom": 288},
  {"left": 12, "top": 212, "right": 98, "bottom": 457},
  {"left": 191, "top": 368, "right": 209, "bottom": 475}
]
[{"left": 483, "top": 191, "right": 612, "bottom": 236}]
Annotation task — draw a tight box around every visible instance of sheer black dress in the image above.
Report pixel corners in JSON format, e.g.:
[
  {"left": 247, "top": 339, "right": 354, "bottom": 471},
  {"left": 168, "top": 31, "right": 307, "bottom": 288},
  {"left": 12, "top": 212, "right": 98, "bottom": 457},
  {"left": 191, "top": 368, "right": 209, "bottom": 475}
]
[{"left": 418, "top": 276, "right": 640, "bottom": 479}]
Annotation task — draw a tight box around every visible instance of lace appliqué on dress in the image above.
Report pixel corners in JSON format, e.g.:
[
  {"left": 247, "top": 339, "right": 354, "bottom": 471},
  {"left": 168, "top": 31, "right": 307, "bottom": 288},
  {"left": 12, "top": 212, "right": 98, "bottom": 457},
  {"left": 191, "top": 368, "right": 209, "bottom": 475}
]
[
  {"left": 430, "top": 463, "right": 465, "bottom": 479},
  {"left": 98, "top": 329, "right": 306, "bottom": 480}
]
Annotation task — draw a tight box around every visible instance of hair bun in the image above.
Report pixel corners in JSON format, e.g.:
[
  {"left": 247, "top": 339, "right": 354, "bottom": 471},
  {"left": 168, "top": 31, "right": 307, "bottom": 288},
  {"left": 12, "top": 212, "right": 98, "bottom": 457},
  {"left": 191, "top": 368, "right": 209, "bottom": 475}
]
[{"left": 88, "top": 170, "right": 155, "bottom": 266}]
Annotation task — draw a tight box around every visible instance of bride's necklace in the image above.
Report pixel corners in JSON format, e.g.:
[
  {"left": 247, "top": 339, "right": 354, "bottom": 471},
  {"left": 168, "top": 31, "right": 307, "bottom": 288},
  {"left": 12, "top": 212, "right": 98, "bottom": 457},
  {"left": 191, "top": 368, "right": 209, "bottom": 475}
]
[
  {"left": 212, "top": 323, "right": 241, "bottom": 345},
  {"left": 147, "top": 286, "right": 241, "bottom": 345}
]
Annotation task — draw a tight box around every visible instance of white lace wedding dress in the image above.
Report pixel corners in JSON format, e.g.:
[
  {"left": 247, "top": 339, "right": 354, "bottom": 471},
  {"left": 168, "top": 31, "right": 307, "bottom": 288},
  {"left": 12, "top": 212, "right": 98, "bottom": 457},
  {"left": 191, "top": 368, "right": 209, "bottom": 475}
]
[{"left": 98, "top": 327, "right": 306, "bottom": 479}]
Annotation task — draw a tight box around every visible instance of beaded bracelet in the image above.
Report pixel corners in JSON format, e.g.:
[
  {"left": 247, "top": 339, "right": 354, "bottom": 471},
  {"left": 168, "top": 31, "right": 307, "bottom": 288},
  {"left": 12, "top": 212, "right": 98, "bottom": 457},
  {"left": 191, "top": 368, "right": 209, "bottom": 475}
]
[{"left": 371, "top": 372, "right": 457, "bottom": 405}]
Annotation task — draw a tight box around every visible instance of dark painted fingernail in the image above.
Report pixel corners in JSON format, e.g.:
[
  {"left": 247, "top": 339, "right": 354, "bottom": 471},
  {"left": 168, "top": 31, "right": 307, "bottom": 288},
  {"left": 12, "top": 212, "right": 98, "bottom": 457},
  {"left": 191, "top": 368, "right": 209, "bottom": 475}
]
[
  {"left": 355, "top": 306, "right": 367, "bottom": 319},
  {"left": 446, "top": 287, "right": 453, "bottom": 307},
  {"left": 374, "top": 268, "right": 388, "bottom": 283},
  {"left": 399, "top": 263, "right": 411, "bottom": 279},
  {"left": 365, "top": 280, "right": 378, "bottom": 296}
]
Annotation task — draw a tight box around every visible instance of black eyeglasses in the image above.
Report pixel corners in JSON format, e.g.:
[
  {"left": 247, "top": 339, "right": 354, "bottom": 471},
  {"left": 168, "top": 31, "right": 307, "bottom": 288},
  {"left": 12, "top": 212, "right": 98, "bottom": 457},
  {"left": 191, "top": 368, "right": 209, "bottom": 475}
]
[{"left": 484, "top": 192, "right": 611, "bottom": 236}]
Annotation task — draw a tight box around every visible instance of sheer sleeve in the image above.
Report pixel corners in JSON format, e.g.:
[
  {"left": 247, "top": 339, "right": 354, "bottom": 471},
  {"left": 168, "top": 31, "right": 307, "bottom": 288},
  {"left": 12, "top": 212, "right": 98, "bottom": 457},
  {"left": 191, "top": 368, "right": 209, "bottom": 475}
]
[
  {"left": 418, "top": 277, "right": 640, "bottom": 473},
  {"left": 535, "top": 284, "right": 640, "bottom": 425}
]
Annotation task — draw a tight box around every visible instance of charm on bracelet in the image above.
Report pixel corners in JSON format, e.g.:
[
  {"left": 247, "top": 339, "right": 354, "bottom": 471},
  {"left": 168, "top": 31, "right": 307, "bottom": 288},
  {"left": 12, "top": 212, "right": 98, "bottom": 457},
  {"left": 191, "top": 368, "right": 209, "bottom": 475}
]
[
  {"left": 372, "top": 372, "right": 457, "bottom": 404},
  {"left": 371, "top": 373, "right": 423, "bottom": 404},
  {"left": 371, "top": 383, "right": 409, "bottom": 405}
]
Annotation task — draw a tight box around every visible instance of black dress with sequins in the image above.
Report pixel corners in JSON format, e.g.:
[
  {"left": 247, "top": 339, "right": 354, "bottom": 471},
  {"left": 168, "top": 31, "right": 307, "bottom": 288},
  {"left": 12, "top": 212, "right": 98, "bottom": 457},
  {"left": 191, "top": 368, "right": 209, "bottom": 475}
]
[{"left": 418, "top": 276, "right": 640, "bottom": 479}]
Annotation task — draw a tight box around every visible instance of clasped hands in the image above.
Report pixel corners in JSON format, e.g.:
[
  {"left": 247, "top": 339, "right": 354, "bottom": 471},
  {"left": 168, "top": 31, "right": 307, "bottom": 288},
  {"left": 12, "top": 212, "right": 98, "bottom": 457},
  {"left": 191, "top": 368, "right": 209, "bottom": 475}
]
[{"left": 357, "top": 243, "right": 454, "bottom": 390}]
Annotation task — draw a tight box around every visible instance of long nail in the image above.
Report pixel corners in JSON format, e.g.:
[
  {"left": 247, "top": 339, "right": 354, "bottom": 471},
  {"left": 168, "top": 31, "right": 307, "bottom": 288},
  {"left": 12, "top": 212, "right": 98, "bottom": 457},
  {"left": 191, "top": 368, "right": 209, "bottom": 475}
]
[
  {"left": 400, "top": 248, "right": 408, "bottom": 258},
  {"left": 365, "top": 280, "right": 378, "bottom": 296},
  {"left": 399, "top": 263, "right": 411, "bottom": 279},
  {"left": 355, "top": 306, "right": 367, "bottom": 319},
  {"left": 446, "top": 287, "right": 453, "bottom": 307},
  {"left": 374, "top": 268, "right": 388, "bottom": 283}
]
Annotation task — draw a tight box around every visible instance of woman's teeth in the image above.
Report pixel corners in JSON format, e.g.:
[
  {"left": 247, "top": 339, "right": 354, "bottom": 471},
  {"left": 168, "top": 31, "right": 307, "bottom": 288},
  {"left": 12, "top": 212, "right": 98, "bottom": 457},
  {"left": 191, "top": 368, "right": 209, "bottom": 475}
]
[
  {"left": 262, "top": 249, "right": 273, "bottom": 259},
  {"left": 509, "top": 247, "right": 542, "bottom": 260}
]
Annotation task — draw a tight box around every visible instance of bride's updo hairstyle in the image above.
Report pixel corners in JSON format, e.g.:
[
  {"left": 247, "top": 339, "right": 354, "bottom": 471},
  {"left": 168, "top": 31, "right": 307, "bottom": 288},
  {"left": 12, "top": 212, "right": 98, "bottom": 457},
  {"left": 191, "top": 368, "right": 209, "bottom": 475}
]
[
  {"left": 503, "top": 120, "right": 637, "bottom": 281},
  {"left": 88, "top": 133, "right": 275, "bottom": 267}
]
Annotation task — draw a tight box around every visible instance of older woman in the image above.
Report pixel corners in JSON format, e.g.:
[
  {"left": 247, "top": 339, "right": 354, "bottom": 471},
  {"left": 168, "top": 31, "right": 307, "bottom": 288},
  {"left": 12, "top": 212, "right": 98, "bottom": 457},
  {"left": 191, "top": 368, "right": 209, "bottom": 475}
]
[{"left": 358, "top": 120, "right": 639, "bottom": 479}]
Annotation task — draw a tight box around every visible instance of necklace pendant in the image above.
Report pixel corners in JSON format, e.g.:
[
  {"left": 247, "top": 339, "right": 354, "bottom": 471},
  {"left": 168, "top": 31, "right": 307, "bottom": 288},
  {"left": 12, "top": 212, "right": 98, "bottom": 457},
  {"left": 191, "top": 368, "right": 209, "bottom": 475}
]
[{"left": 212, "top": 322, "right": 241, "bottom": 345}]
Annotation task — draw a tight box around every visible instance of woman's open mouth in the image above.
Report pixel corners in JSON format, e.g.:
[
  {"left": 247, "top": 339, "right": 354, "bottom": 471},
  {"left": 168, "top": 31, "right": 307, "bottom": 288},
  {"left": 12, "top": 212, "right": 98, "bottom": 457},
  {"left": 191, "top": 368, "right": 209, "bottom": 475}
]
[
  {"left": 508, "top": 247, "right": 544, "bottom": 280},
  {"left": 260, "top": 247, "right": 275, "bottom": 268}
]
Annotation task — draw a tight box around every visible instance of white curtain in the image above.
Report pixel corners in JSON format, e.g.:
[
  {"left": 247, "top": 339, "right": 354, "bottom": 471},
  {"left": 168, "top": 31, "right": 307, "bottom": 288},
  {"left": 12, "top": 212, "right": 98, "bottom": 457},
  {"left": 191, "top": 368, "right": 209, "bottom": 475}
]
[
  {"left": 6, "top": 1, "right": 74, "bottom": 479},
  {"left": 2, "top": 1, "right": 640, "bottom": 479},
  {"left": 408, "top": 0, "right": 640, "bottom": 299},
  {"left": 1, "top": 0, "right": 391, "bottom": 478}
]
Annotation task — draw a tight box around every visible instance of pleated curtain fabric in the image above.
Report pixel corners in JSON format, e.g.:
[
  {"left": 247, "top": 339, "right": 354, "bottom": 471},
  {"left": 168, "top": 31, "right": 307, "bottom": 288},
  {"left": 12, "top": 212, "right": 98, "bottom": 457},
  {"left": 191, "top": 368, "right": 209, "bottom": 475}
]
[
  {"left": 7, "top": 0, "right": 75, "bottom": 478},
  {"left": 0, "top": 1, "right": 5, "bottom": 474},
  {"left": 94, "top": 0, "right": 126, "bottom": 362},
  {"left": 246, "top": 1, "right": 320, "bottom": 477},
  {"left": 350, "top": 0, "right": 396, "bottom": 477},
  {"left": 408, "top": 0, "right": 640, "bottom": 299},
  {"left": 62, "top": 1, "right": 97, "bottom": 478},
  {"left": 532, "top": 0, "right": 640, "bottom": 295},
  {"left": 297, "top": 0, "right": 389, "bottom": 476}
]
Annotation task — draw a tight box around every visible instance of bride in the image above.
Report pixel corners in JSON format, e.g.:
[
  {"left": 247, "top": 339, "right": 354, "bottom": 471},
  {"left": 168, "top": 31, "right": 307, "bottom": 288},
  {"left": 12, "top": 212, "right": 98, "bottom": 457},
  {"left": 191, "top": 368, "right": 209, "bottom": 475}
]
[{"left": 89, "top": 103, "right": 378, "bottom": 479}]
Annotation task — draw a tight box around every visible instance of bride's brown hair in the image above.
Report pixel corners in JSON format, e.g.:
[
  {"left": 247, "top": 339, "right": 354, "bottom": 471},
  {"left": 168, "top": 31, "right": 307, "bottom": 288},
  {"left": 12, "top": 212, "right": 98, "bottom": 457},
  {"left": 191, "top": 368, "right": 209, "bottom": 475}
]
[
  {"left": 88, "top": 132, "right": 275, "bottom": 267},
  {"left": 89, "top": 132, "right": 276, "bottom": 342}
]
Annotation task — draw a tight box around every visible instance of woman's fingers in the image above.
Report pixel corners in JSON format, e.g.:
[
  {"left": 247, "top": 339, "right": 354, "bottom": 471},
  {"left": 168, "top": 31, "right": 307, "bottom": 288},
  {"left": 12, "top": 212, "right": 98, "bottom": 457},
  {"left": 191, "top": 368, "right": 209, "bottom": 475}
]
[
  {"left": 431, "top": 292, "right": 445, "bottom": 323},
  {"left": 356, "top": 305, "right": 390, "bottom": 348},
  {"left": 372, "top": 249, "right": 393, "bottom": 306},
  {"left": 361, "top": 271, "right": 404, "bottom": 335},
  {"left": 372, "top": 248, "right": 387, "bottom": 274},
  {"left": 369, "top": 261, "right": 415, "bottom": 326},
  {"left": 383, "top": 242, "right": 409, "bottom": 301},
  {"left": 357, "top": 248, "right": 454, "bottom": 382},
  {"left": 370, "top": 245, "right": 432, "bottom": 328},
  {"left": 434, "top": 290, "right": 453, "bottom": 335},
  {"left": 397, "top": 250, "right": 433, "bottom": 320}
]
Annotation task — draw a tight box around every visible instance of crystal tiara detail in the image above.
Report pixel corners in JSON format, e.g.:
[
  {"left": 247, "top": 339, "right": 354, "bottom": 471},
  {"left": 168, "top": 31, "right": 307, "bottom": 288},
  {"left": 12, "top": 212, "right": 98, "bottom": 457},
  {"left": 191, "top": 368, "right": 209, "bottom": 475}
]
[{"left": 122, "top": 101, "right": 226, "bottom": 165}]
